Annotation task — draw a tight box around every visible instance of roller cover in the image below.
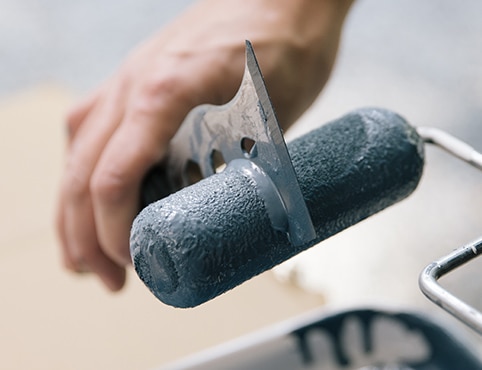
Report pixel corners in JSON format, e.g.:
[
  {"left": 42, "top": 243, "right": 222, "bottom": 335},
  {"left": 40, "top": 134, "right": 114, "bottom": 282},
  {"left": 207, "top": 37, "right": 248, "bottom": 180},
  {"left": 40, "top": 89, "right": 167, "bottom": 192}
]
[{"left": 130, "top": 108, "right": 425, "bottom": 308}]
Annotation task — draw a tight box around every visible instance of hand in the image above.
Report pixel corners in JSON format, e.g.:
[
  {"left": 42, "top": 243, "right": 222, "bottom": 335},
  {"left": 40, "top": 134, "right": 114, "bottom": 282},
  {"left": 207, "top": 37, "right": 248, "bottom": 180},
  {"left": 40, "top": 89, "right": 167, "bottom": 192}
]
[{"left": 56, "top": 0, "right": 353, "bottom": 291}]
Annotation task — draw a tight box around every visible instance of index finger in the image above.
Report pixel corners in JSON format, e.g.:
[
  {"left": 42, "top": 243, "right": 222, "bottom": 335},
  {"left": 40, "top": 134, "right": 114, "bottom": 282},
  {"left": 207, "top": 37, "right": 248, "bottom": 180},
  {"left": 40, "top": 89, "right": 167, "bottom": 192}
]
[{"left": 90, "top": 91, "right": 190, "bottom": 266}]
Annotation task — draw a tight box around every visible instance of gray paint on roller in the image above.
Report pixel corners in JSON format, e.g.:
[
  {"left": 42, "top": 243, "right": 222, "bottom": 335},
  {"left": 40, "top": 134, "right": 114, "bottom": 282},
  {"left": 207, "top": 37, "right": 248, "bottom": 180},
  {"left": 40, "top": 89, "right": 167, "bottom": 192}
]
[
  {"left": 130, "top": 108, "right": 425, "bottom": 308},
  {"left": 131, "top": 164, "right": 280, "bottom": 307}
]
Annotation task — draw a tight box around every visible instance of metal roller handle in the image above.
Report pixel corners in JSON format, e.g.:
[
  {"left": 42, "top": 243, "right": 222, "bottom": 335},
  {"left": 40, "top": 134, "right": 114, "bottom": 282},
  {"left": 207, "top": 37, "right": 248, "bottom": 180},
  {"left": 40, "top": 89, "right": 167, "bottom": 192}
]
[{"left": 418, "top": 127, "right": 482, "bottom": 334}]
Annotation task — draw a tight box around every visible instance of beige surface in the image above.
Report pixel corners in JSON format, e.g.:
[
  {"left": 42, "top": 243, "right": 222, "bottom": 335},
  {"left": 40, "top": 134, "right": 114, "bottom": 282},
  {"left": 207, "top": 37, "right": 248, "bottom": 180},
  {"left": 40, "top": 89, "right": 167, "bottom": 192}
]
[{"left": 0, "top": 87, "right": 324, "bottom": 370}]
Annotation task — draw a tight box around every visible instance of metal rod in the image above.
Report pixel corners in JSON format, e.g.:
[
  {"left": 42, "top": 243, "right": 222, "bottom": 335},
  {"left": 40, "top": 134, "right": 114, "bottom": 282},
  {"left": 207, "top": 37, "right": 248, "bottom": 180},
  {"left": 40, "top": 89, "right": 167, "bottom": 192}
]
[
  {"left": 417, "top": 127, "right": 482, "bottom": 333},
  {"left": 417, "top": 126, "right": 482, "bottom": 170},
  {"left": 419, "top": 238, "right": 482, "bottom": 335}
]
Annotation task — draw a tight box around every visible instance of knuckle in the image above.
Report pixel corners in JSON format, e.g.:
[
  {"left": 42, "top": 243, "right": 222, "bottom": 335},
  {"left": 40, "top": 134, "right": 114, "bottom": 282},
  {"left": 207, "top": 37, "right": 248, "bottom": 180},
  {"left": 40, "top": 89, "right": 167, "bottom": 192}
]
[
  {"left": 134, "top": 74, "right": 187, "bottom": 112},
  {"left": 146, "top": 74, "right": 182, "bottom": 97},
  {"left": 90, "top": 167, "right": 130, "bottom": 206},
  {"left": 127, "top": 74, "right": 193, "bottom": 141},
  {"left": 63, "top": 165, "right": 90, "bottom": 201}
]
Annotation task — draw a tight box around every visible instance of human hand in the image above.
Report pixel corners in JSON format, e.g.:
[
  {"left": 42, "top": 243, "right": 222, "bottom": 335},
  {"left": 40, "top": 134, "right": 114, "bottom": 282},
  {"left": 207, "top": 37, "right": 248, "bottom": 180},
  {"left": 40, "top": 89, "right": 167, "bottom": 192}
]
[{"left": 56, "top": 0, "right": 353, "bottom": 291}]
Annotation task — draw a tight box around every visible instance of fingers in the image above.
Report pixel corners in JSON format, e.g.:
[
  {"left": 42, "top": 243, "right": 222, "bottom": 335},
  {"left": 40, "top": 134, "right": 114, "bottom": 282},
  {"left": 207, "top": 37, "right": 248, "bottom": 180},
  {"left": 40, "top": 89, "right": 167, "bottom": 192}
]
[
  {"left": 57, "top": 69, "right": 192, "bottom": 290},
  {"left": 63, "top": 190, "right": 127, "bottom": 290},
  {"left": 90, "top": 118, "right": 167, "bottom": 266},
  {"left": 90, "top": 82, "right": 189, "bottom": 266},
  {"left": 57, "top": 49, "right": 242, "bottom": 291},
  {"left": 58, "top": 80, "right": 128, "bottom": 290}
]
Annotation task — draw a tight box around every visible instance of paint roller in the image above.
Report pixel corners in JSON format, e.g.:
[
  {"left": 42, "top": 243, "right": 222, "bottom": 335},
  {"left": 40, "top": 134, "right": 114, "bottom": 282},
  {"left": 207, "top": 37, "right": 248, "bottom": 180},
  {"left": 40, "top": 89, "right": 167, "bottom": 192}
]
[{"left": 130, "top": 107, "right": 424, "bottom": 308}]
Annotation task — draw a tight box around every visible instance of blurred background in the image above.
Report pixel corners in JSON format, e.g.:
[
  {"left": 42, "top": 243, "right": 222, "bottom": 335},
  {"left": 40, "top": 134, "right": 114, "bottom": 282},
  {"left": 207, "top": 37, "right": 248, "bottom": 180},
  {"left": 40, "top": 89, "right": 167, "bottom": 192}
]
[{"left": 1, "top": 0, "right": 481, "bottom": 369}]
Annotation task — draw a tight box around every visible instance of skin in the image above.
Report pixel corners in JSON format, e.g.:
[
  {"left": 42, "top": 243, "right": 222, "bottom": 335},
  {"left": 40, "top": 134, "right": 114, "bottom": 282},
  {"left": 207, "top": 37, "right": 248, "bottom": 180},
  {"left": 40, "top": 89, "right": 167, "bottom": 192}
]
[{"left": 56, "top": 0, "right": 354, "bottom": 291}]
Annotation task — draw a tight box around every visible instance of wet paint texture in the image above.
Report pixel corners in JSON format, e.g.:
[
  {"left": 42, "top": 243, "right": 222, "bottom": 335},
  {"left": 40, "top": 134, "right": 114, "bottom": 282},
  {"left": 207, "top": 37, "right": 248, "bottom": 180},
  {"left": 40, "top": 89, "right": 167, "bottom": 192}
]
[{"left": 130, "top": 108, "right": 425, "bottom": 308}]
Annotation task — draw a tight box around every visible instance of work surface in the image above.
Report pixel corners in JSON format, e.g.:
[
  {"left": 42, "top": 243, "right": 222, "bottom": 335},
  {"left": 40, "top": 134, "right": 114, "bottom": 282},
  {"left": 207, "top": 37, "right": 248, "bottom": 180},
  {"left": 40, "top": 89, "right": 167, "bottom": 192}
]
[{"left": 1, "top": 1, "right": 482, "bottom": 369}]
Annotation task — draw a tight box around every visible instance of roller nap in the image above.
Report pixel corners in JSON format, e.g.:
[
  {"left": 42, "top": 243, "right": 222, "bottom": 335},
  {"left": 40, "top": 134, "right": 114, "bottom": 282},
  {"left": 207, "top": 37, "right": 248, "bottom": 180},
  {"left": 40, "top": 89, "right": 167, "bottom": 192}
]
[{"left": 131, "top": 108, "right": 425, "bottom": 308}]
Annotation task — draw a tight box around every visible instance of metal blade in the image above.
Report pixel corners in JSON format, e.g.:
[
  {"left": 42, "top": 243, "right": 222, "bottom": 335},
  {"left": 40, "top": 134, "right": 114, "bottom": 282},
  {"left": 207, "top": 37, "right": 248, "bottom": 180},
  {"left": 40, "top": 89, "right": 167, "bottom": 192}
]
[{"left": 163, "top": 40, "right": 315, "bottom": 246}]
